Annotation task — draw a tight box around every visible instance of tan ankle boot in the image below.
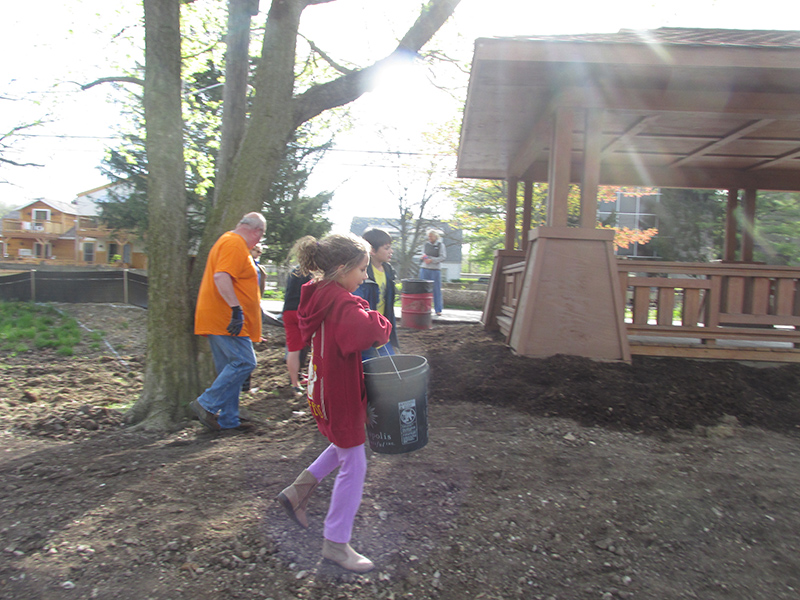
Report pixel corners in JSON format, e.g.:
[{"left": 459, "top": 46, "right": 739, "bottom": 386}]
[
  {"left": 276, "top": 469, "right": 318, "bottom": 528},
  {"left": 321, "top": 539, "right": 375, "bottom": 573}
]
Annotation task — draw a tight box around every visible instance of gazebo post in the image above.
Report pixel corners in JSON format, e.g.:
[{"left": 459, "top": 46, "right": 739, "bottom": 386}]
[
  {"left": 723, "top": 188, "right": 740, "bottom": 261},
  {"left": 741, "top": 188, "right": 757, "bottom": 262},
  {"left": 521, "top": 180, "right": 533, "bottom": 253},
  {"left": 580, "top": 109, "right": 603, "bottom": 228},
  {"left": 507, "top": 106, "right": 630, "bottom": 362},
  {"left": 547, "top": 107, "right": 573, "bottom": 227},
  {"left": 481, "top": 176, "right": 525, "bottom": 332},
  {"left": 504, "top": 177, "right": 519, "bottom": 250}
]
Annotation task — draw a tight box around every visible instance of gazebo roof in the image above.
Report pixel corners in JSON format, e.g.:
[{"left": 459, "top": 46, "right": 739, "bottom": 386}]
[{"left": 457, "top": 27, "right": 800, "bottom": 191}]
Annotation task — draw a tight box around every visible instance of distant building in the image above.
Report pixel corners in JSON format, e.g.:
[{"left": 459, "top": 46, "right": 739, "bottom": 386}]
[
  {"left": 350, "top": 217, "right": 463, "bottom": 281},
  {"left": 0, "top": 183, "right": 147, "bottom": 268}
]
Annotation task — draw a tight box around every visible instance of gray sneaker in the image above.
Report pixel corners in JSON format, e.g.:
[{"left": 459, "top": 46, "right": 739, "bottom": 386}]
[{"left": 190, "top": 400, "right": 221, "bottom": 431}]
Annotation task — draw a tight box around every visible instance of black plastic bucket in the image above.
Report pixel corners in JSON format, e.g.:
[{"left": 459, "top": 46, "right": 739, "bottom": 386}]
[
  {"left": 363, "top": 354, "right": 429, "bottom": 454},
  {"left": 401, "top": 279, "right": 434, "bottom": 330}
]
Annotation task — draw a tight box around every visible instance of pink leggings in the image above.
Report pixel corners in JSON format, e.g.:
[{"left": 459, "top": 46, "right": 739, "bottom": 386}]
[{"left": 308, "top": 443, "right": 367, "bottom": 544}]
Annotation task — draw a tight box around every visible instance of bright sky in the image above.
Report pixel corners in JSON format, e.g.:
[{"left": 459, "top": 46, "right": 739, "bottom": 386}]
[{"left": 2, "top": 0, "right": 798, "bottom": 231}]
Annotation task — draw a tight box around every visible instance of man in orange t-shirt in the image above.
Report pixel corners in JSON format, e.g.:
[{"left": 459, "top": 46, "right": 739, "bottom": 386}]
[{"left": 190, "top": 212, "right": 266, "bottom": 432}]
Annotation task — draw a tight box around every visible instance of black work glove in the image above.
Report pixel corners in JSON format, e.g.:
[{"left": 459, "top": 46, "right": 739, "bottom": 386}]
[{"left": 227, "top": 306, "right": 244, "bottom": 336}]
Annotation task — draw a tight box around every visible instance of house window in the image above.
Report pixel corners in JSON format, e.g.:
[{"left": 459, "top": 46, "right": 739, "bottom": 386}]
[
  {"left": 32, "top": 209, "right": 51, "bottom": 222},
  {"left": 34, "top": 243, "right": 52, "bottom": 258},
  {"left": 598, "top": 192, "right": 661, "bottom": 258}
]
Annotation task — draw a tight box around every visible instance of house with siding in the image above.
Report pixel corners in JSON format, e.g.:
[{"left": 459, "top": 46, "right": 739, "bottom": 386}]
[{"left": 0, "top": 183, "right": 147, "bottom": 268}]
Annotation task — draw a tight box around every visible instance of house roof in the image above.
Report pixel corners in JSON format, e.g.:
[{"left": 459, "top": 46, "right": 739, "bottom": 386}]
[
  {"left": 456, "top": 27, "right": 800, "bottom": 191},
  {"left": 10, "top": 198, "right": 79, "bottom": 216},
  {"left": 6, "top": 182, "right": 132, "bottom": 219}
]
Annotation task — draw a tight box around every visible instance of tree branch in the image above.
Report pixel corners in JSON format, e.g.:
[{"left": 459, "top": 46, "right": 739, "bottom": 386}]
[
  {"left": 81, "top": 76, "right": 145, "bottom": 91},
  {"left": 300, "top": 33, "right": 354, "bottom": 75},
  {"left": 292, "top": 0, "right": 461, "bottom": 128},
  {"left": 0, "top": 156, "right": 44, "bottom": 168},
  {"left": 1, "top": 121, "right": 43, "bottom": 142}
]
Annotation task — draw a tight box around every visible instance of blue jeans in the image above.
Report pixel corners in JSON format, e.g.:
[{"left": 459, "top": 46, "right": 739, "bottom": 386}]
[
  {"left": 197, "top": 335, "right": 256, "bottom": 429},
  {"left": 419, "top": 268, "right": 443, "bottom": 314}
]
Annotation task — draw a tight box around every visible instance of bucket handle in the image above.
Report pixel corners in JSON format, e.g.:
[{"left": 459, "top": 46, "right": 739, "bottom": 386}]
[{"left": 386, "top": 354, "right": 402, "bottom": 380}]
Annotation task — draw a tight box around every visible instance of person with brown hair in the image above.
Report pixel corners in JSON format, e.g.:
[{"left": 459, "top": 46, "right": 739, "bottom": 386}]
[
  {"left": 276, "top": 233, "right": 391, "bottom": 573},
  {"left": 353, "top": 227, "right": 399, "bottom": 359}
]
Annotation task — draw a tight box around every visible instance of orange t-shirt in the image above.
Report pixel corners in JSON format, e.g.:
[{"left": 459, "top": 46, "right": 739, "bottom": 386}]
[{"left": 194, "top": 231, "right": 261, "bottom": 341}]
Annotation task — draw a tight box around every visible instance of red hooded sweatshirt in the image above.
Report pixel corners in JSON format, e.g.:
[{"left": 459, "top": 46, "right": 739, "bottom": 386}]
[{"left": 298, "top": 279, "right": 392, "bottom": 448}]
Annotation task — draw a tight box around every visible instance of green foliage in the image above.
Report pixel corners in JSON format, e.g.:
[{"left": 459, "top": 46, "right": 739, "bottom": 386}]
[
  {"left": 97, "top": 60, "right": 221, "bottom": 247},
  {"left": 99, "top": 56, "right": 332, "bottom": 260},
  {"left": 651, "top": 189, "right": 726, "bottom": 262},
  {"left": 260, "top": 131, "right": 333, "bottom": 264},
  {"left": 0, "top": 302, "right": 82, "bottom": 355},
  {"left": 450, "top": 179, "right": 548, "bottom": 270},
  {"left": 754, "top": 192, "right": 800, "bottom": 266}
]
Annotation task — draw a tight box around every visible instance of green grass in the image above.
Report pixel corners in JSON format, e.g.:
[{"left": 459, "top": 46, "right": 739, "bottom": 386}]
[{"left": 0, "top": 302, "right": 83, "bottom": 355}]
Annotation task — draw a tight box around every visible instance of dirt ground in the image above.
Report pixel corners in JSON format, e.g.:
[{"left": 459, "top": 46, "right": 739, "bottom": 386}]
[{"left": 2, "top": 303, "right": 800, "bottom": 600}]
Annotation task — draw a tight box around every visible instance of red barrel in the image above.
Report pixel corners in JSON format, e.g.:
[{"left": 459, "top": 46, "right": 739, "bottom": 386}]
[{"left": 401, "top": 279, "right": 433, "bottom": 330}]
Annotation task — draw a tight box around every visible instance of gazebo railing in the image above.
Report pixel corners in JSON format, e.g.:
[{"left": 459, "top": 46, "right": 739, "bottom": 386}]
[
  {"left": 489, "top": 256, "right": 800, "bottom": 352},
  {"left": 617, "top": 260, "right": 800, "bottom": 346}
]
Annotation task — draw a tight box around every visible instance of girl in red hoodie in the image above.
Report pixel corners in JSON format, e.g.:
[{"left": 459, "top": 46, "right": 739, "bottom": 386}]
[{"left": 277, "top": 234, "right": 392, "bottom": 573}]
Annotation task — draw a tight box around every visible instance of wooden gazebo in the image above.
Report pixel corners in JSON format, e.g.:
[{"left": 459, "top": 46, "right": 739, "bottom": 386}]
[{"left": 457, "top": 28, "right": 800, "bottom": 363}]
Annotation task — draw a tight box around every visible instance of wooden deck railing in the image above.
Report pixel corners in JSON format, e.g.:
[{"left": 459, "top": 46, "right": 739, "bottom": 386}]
[
  {"left": 488, "top": 255, "right": 800, "bottom": 356},
  {"left": 617, "top": 260, "right": 800, "bottom": 346},
  {"left": 2, "top": 219, "right": 67, "bottom": 235}
]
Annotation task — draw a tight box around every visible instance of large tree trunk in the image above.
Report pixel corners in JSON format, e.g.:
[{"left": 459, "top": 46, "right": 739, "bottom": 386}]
[
  {"left": 126, "top": 0, "right": 199, "bottom": 430},
  {"left": 193, "top": 0, "right": 304, "bottom": 286}
]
